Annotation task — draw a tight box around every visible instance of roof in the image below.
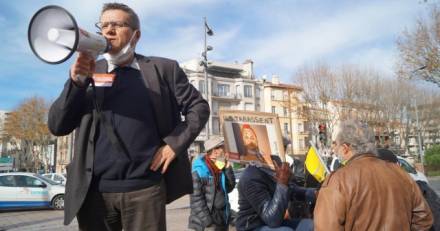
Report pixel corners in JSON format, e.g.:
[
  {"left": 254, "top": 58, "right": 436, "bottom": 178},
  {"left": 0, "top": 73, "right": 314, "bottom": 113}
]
[
  {"left": 263, "top": 82, "right": 303, "bottom": 91},
  {"left": 0, "top": 172, "right": 38, "bottom": 176}
]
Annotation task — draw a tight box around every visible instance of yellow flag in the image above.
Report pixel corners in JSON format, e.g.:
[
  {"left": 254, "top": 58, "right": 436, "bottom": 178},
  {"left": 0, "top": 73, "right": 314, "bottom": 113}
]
[{"left": 305, "top": 146, "right": 327, "bottom": 183}]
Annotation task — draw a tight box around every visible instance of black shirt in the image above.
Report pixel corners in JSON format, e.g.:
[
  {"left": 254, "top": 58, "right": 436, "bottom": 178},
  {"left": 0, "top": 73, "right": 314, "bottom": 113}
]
[{"left": 92, "top": 67, "right": 162, "bottom": 192}]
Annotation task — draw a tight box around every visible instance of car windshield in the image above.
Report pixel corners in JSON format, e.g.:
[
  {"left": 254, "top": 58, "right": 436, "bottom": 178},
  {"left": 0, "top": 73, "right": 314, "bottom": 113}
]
[
  {"left": 36, "top": 174, "right": 61, "bottom": 185},
  {"left": 398, "top": 158, "right": 417, "bottom": 174}
]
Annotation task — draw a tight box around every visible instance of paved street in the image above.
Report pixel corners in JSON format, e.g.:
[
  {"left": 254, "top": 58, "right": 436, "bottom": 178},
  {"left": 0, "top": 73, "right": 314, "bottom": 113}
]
[
  {"left": 0, "top": 195, "right": 201, "bottom": 231},
  {"left": 2, "top": 178, "right": 440, "bottom": 231}
]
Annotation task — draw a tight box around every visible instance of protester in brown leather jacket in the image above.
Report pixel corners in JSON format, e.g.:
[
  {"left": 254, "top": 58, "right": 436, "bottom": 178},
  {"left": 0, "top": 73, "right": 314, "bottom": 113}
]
[{"left": 314, "top": 119, "right": 433, "bottom": 231}]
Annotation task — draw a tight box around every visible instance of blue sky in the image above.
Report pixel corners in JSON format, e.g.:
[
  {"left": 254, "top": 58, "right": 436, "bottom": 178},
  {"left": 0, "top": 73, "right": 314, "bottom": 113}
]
[{"left": 0, "top": 0, "right": 432, "bottom": 111}]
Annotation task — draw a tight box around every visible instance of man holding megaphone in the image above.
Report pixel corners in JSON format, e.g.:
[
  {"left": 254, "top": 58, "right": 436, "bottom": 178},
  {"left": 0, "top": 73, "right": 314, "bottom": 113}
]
[{"left": 45, "top": 3, "right": 209, "bottom": 231}]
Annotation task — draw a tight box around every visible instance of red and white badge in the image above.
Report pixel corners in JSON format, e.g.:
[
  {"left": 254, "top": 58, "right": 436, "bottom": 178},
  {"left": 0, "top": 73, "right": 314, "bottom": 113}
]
[{"left": 92, "top": 73, "right": 116, "bottom": 87}]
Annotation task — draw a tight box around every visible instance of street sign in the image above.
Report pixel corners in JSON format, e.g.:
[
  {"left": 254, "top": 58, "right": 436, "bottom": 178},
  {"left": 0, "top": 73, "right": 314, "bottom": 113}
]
[{"left": 0, "top": 157, "right": 13, "bottom": 171}]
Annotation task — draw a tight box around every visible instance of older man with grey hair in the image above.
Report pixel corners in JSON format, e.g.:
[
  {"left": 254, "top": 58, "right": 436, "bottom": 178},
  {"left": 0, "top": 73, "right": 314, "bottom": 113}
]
[{"left": 314, "top": 119, "right": 433, "bottom": 231}]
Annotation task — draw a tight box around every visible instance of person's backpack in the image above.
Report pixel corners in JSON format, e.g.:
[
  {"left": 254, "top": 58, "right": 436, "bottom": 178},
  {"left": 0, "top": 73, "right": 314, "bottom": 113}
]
[{"left": 416, "top": 180, "right": 440, "bottom": 231}]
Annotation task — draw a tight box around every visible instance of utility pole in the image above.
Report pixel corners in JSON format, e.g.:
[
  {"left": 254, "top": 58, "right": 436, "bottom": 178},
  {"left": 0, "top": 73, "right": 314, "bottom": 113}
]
[
  {"left": 414, "top": 99, "right": 424, "bottom": 165},
  {"left": 288, "top": 90, "right": 295, "bottom": 156},
  {"left": 203, "top": 17, "right": 213, "bottom": 140}
]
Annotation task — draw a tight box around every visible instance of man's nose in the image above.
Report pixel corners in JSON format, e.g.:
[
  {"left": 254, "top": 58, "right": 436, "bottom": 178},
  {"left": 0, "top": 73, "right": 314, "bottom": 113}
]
[{"left": 104, "top": 28, "right": 116, "bottom": 36}]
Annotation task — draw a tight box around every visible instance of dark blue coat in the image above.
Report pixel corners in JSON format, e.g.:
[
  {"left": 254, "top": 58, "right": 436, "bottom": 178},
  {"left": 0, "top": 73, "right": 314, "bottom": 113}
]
[{"left": 236, "top": 166, "right": 316, "bottom": 231}]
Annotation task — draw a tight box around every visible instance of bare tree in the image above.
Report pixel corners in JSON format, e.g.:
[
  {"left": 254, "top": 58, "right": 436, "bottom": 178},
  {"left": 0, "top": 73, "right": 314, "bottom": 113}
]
[
  {"left": 3, "top": 97, "right": 52, "bottom": 172},
  {"left": 397, "top": 4, "right": 440, "bottom": 87},
  {"left": 293, "top": 60, "right": 440, "bottom": 156},
  {"left": 296, "top": 62, "right": 338, "bottom": 148}
]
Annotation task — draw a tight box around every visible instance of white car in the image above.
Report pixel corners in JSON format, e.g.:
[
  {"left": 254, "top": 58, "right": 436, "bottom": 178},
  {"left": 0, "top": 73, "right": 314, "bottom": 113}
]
[
  {"left": 397, "top": 156, "right": 429, "bottom": 184},
  {"left": 42, "top": 173, "right": 67, "bottom": 185},
  {"left": 229, "top": 168, "right": 245, "bottom": 213},
  {"left": 0, "top": 172, "right": 65, "bottom": 210}
]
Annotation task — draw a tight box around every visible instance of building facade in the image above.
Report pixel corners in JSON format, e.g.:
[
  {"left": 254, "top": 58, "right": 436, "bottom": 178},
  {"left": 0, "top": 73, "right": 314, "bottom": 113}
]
[
  {"left": 55, "top": 134, "right": 74, "bottom": 174},
  {"left": 261, "top": 76, "right": 309, "bottom": 157},
  {"left": 181, "top": 59, "right": 262, "bottom": 154}
]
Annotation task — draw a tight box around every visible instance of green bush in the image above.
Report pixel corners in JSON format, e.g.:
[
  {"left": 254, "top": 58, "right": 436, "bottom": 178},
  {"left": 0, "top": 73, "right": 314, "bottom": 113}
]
[{"left": 425, "top": 145, "right": 440, "bottom": 168}]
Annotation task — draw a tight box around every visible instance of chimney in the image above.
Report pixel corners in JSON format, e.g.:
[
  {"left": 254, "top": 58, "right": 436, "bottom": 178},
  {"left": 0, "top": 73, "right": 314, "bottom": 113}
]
[
  {"left": 272, "top": 75, "right": 280, "bottom": 84},
  {"left": 243, "top": 59, "right": 254, "bottom": 79}
]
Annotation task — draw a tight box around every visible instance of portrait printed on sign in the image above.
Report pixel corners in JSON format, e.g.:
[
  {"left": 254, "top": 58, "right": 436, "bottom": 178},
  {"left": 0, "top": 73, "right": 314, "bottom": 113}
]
[{"left": 219, "top": 110, "right": 285, "bottom": 168}]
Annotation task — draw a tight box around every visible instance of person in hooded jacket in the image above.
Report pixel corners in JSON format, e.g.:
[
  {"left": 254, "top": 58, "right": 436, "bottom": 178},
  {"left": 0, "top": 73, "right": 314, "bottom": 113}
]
[{"left": 189, "top": 136, "right": 236, "bottom": 231}]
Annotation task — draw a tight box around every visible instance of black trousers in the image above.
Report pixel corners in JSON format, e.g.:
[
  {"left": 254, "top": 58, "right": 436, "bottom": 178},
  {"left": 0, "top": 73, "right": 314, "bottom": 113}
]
[{"left": 77, "top": 180, "right": 166, "bottom": 231}]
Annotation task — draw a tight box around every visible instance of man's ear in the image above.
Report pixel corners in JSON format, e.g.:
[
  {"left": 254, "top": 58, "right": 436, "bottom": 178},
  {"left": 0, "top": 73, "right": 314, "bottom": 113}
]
[
  {"left": 342, "top": 144, "right": 350, "bottom": 155},
  {"left": 133, "top": 30, "right": 141, "bottom": 44}
]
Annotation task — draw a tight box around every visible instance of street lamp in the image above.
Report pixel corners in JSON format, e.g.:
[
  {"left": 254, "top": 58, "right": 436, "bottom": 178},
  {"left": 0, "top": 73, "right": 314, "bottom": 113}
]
[{"left": 202, "top": 17, "right": 214, "bottom": 139}]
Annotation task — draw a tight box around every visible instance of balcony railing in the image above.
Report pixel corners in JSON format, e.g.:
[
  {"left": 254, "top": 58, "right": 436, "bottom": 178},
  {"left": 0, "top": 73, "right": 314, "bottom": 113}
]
[{"left": 212, "top": 92, "right": 242, "bottom": 100}]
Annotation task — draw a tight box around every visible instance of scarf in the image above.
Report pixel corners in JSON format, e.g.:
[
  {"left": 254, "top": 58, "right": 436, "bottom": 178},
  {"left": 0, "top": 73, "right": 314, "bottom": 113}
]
[{"left": 205, "top": 157, "right": 222, "bottom": 189}]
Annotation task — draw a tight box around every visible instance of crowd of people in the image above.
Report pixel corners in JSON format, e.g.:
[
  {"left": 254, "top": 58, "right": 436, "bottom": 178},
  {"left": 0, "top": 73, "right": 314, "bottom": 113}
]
[{"left": 47, "top": 2, "right": 436, "bottom": 231}]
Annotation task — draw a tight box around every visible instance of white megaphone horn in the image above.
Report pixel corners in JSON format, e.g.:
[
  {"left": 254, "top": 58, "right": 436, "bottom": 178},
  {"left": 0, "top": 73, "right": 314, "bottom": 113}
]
[{"left": 28, "top": 5, "right": 111, "bottom": 64}]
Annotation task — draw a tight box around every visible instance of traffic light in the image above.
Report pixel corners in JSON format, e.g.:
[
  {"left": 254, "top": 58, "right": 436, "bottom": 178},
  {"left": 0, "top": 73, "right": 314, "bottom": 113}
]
[{"left": 318, "top": 124, "right": 327, "bottom": 145}]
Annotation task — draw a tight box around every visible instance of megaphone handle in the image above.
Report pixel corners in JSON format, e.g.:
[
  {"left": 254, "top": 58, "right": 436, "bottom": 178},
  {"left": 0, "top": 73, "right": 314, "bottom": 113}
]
[
  {"left": 75, "top": 74, "right": 90, "bottom": 85},
  {"left": 74, "top": 50, "right": 99, "bottom": 84}
]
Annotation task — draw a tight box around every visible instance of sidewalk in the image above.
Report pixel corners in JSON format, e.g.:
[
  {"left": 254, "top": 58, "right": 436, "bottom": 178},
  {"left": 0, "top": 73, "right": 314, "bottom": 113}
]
[{"left": 0, "top": 196, "right": 191, "bottom": 231}]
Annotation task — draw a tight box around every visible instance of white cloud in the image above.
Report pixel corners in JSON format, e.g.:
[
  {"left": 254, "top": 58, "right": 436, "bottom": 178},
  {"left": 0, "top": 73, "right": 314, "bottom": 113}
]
[
  {"left": 231, "top": 1, "right": 423, "bottom": 80},
  {"left": 0, "top": 0, "right": 432, "bottom": 109}
]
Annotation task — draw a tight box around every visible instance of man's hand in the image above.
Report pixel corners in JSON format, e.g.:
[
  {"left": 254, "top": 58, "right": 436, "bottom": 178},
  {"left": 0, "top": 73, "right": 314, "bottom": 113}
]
[
  {"left": 70, "top": 52, "right": 95, "bottom": 86},
  {"left": 274, "top": 162, "right": 291, "bottom": 186},
  {"left": 150, "top": 145, "right": 177, "bottom": 174}
]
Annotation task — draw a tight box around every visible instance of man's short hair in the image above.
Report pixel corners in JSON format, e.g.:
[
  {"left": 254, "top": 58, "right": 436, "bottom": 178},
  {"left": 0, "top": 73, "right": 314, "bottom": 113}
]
[
  {"left": 334, "top": 119, "right": 377, "bottom": 156},
  {"left": 101, "top": 3, "right": 140, "bottom": 30}
]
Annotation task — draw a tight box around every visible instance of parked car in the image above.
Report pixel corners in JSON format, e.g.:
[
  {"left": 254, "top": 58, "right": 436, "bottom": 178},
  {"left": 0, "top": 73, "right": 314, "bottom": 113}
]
[
  {"left": 0, "top": 172, "right": 65, "bottom": 210},
  {"left": 229, "top": 168, "right": 245, "bottom": 213},
  {"left": 397, "top": 156, "right": 429, "bottom": 184},
  {"left": 42, "top": 173, "right": 67, "bottom": 185}
]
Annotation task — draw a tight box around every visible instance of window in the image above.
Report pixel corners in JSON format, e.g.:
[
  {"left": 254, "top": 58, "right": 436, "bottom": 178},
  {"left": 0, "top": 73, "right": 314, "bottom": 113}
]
[
  {"left": 394, "top": 136, "right": 400, "bottom": 144},
  {"left": 283, "top": 107, "right": 288, "bottom": 116},
  {"left": 299, "top": 139, "right": 305, "bottom": 149},
  {"left": 14, "top": 176, "right": 45, "bottom": 188},
  {"left": 54, "top": 175, "right": 63, "bottom": 182},
  {"left": 284, "top": 123, "right": 289, "bottom": 134},
  {"left": 198, "top": 80, "right": 205, "bottom": 94},
  {"left": 236, "top": 85, "right": 241, "bottom": 98},
  {"left": 398, "top": 159, "right": 417, "bottom": 174},
  {"left": 244, "top": 85, "right": 253, "bottom": 97},
  {"left": 283, "top": 91, "right": 289, "bottom": 100},
  {"left": 217, "top": 84, "right": 230, "bottom": 97},
  {"left": 272, "top": 89, "right": 282, "bottom": 100},
  {"left": 297, "top": 123, "right": 303, "bottom": 132},
  {"left": 0, "top": 175, "right": 16, "bottom": 187},
  {"left": 212, "top": 101, "right": 219, "bottom": 115},
  {"left": 213, "top": 118, "right": 220, "bottom": 135},
  {"left": 271, "top": 106, "right": 276, "bottom": 114}
]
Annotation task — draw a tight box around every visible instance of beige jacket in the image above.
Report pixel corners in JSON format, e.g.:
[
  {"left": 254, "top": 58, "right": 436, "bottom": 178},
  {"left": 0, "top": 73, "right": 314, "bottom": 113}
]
[{"left": 314, "top": 154, "right": 433, "bottom": 231}]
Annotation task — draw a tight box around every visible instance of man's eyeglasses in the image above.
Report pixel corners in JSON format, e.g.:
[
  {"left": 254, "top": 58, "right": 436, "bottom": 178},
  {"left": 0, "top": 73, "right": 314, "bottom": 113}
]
[{"left": 95, "top": 21, "right": 132, "bottom": 30}]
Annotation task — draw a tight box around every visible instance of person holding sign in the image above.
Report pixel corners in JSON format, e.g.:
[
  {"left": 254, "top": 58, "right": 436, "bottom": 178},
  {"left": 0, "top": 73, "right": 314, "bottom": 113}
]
[{"left": 235, "top": 156, "right": 315, "bottom": 231}]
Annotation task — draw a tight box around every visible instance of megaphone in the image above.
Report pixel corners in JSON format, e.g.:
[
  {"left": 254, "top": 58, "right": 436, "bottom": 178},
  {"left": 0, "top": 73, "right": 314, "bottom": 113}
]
[{"left": 28, "top": 5, "right": 111, "bottom": 64}]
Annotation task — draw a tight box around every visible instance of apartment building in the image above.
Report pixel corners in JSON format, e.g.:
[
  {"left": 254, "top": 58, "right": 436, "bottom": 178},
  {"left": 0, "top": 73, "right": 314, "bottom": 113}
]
[
  {"left": 181, "top": 59, "right": 262, "bottom": 153},
  {"left": 261, "top": 76, "right": 309, "bottom": 156}
]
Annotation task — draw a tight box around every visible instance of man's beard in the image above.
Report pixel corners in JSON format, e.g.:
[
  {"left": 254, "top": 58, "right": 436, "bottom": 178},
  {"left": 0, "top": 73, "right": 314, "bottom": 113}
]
[{"left": 245, "top": 142, "right": 258, "bottom": 150}]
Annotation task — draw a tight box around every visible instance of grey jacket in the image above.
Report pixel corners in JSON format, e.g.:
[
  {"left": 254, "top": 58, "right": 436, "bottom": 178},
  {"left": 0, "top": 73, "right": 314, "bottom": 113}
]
[{"left": 48, "top": 54, "right": 210, "bottom": 225}]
